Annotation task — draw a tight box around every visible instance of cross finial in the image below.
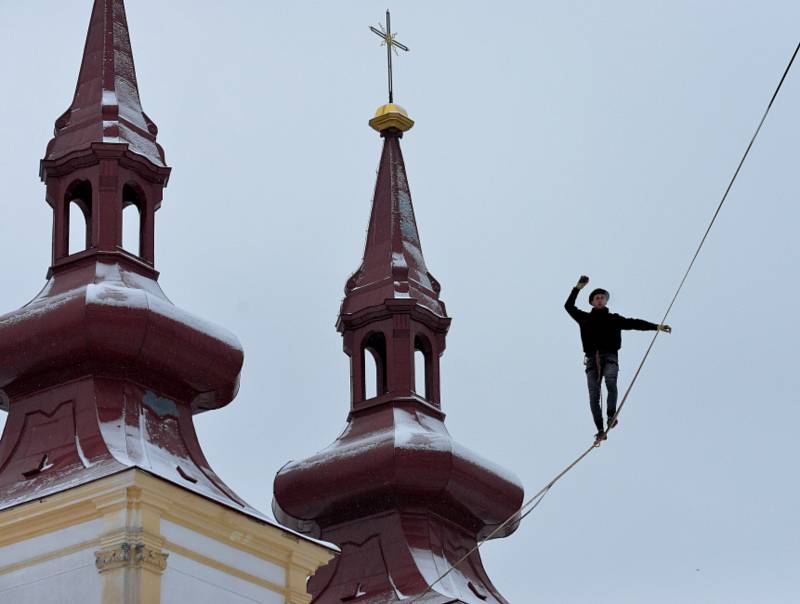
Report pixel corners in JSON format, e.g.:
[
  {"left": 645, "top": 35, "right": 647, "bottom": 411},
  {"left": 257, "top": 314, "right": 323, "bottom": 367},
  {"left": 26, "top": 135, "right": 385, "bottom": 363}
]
[{"left": 370, "top": 10, "right": 409, "bottom": 103}]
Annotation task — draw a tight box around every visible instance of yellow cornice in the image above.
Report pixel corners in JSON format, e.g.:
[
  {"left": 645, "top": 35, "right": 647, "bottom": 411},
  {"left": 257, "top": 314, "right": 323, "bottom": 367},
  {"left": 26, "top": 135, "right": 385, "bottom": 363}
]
[
  {"left": 134, "top": 472, "right": 332, "bottom": 567},
  {"left": 0, "top": 468, "right": 334, "bottom": 571}
]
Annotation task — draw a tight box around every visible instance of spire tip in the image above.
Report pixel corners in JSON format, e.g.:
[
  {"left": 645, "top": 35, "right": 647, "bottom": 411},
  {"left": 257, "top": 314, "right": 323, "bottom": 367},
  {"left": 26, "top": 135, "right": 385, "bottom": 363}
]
[{"left": 369, "top": 103, "right": 414, "bottom": 134}]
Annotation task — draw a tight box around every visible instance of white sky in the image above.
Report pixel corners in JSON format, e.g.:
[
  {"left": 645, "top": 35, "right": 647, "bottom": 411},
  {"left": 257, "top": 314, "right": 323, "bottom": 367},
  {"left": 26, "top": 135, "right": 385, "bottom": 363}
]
[{"left": 1, "top": 2, "right": 799, "bottom": 602}]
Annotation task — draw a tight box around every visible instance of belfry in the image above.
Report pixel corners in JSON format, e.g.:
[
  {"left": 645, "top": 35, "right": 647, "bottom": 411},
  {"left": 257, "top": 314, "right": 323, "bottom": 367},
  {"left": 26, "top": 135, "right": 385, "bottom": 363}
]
[
  {"left": 0, "top": 2, "right": 331, "bottom": 602},
  {"left": 273, "top": 99, "right": 524, "bottom": 601}
]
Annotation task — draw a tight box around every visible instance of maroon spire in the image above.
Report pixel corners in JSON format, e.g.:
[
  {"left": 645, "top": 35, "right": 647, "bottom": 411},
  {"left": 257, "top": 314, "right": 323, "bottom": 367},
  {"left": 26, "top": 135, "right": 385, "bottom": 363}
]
[
  {"left": 274, "top": 105, "right": 523, "bottom": 603},
  {"left": 40, "top": 0, "right": 171, "bottom": 269},
  {"left": 44, "top": 0, "right": 165, "bottom": 167},
  {"left": 340, "top": 133, "right": 445, "bottom": 319},
  {"left": 0, "top": 0, "right": 267, "bottom": 524}
]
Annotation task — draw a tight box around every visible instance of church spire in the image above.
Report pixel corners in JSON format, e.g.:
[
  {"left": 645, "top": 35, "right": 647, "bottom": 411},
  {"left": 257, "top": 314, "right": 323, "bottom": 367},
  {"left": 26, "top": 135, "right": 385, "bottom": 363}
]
[
  {"left": 273, "top": 96, "right": 523, "bottom": 602},
  {"left": 40, "top": 0, "right": 171, "bottom": 270},
  {"left": 340, "top": 103, "right": 445, "bottom": 321},
  {"left": 336, "top": 103, "right": 448, "bottom": 407},
  {"left": 44, "top": 0, "right": 165, "bottom": 167},
  {"left": 0, "top": 0, "right": 255, "bottom": 520}
]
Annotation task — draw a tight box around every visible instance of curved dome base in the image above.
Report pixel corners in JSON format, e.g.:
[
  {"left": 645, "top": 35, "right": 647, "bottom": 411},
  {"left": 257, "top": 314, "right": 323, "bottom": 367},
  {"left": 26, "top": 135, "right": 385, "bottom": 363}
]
[{"left": 308, "top": 510, "right": 509, "bottom": 604}]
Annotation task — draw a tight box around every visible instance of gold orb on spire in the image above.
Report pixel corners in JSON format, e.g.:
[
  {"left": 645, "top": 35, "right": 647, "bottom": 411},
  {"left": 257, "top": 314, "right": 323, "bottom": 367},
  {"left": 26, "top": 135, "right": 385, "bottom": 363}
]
[{"left": 369, "top": 103, "right": 414, "bottom": 133}]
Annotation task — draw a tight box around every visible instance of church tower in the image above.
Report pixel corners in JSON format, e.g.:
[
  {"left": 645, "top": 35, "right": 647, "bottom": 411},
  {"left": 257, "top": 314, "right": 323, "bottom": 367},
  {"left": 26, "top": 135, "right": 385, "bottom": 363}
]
[
  {"left": 273, "top": 103, "right": 524, "bottom": 602},
  {"left": 0, "top": 2, "right": 331, "bottom": 602}
]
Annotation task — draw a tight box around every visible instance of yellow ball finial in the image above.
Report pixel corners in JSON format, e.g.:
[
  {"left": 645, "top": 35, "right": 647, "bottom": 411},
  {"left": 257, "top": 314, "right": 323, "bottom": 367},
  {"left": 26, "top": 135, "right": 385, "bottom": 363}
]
[{"left": 369, "top": 103, "right": 414, "bottom": 133}]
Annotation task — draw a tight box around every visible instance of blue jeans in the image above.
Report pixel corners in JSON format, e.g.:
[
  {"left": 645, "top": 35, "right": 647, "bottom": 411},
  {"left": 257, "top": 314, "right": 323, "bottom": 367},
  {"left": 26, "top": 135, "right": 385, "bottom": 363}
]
[{"left": 585, "top": 352, "right": 619, "bottom": 432}]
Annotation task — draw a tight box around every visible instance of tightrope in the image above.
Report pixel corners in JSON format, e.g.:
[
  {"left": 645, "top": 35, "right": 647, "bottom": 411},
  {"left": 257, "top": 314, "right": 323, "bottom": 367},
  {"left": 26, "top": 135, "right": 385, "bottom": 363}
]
[{"left": 409, "top": 37, "right": 800, "bottom": 602}]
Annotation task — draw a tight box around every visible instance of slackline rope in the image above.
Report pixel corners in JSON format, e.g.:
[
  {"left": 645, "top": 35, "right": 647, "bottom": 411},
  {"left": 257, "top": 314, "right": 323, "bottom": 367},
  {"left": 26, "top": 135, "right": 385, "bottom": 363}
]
[{"left": 409, "top": 37, "right": 800, "bottom": 602}]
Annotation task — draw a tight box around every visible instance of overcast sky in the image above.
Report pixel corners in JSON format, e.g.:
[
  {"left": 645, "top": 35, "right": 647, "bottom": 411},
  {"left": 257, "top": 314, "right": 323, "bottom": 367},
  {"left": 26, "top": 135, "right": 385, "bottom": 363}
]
[{"left": 2, "top": 1, "right": 799, "bottom": 602}]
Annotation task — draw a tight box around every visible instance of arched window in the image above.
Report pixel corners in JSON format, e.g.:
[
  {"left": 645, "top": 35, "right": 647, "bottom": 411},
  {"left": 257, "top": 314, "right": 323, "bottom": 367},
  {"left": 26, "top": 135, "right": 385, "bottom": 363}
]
[
  {"left": 65, "top": 180, "right": 92, "bottom": 256},
  {"left": 364, "top": 350, "right": 378, "bottom": 399},
  {"left": 122, "top": 184, "right": 144, "bottom": 257},
  {"left": 122, "top": 204, "right": 141, "bottom": 255},
  {"left": 362, "top": 332, "right": 387, "bottom": 400},
  {"left": 414, "top": 349, "right": 426, "bottom": 398},
  {"left": 414, "top": 334, "right": 432, "bottom": 400},
  {"left": 68, "top": 202, "right": 88, "bottom": 255}
]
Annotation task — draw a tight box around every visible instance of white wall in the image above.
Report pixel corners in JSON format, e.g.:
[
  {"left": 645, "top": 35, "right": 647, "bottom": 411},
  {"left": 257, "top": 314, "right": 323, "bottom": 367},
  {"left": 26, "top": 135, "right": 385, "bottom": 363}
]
[
  {"left": 0, "top": 548, "right": 100, "bottom": 604},
  {"left": 162, "top": 552, "right": 283, "bottom": 604},
  {"left": 161, "top": 520, "right": 285, "bottom": 604},
  {"left": 0, "top": 520, "right": 103, "bottom": 604}
]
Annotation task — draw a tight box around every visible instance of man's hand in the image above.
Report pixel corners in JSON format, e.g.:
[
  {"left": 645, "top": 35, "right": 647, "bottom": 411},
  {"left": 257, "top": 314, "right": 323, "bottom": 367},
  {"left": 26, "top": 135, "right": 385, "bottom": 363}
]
[
  {"left": 576, "top": 275, "right": 589, "bottom": 290},
  {"left": 658, "top": 324, "right": 672, "bottom": 333}
]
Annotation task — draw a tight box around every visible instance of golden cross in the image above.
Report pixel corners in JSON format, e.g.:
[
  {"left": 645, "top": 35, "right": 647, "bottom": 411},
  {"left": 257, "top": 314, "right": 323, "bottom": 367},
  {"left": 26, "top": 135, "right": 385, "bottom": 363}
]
[{"left": 370, "top": 10, "right": 409, "bottom": 103}]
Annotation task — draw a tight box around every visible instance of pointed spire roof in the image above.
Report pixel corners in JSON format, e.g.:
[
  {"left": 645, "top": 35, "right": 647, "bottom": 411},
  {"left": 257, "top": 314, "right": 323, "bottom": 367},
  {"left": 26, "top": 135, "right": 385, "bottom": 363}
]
[
  {"left": 275, "top": 102, "right": 522, "bottom": 602},
  {"left": 340, "top": 104, "right": 446, "bottom": 320},
  {"left": 43, "top": 0, "right": 166, "bottom": 167}
]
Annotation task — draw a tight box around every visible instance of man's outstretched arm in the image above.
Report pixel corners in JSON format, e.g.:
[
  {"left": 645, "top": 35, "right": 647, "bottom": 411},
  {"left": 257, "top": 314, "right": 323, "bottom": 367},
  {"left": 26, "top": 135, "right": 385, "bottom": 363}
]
[
  {"left": 564, "top": 275, "right": 590, "bottom": 322},
  {"left": 617, "top": 315, "right": 672, "bottom": 333}
]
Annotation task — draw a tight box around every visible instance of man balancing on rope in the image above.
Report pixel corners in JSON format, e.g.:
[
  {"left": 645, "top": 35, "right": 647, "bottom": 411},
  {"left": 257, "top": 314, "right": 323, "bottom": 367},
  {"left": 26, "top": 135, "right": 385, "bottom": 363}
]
[{"left": 565, "top": 275, "right": 671, "bottom": 442}]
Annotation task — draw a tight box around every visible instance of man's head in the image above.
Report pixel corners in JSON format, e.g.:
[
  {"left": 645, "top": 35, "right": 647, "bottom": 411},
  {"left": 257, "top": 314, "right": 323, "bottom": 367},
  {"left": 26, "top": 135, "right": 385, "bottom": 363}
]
[{"left": 589, "top": 288, "right": 610, "bottom": 309}]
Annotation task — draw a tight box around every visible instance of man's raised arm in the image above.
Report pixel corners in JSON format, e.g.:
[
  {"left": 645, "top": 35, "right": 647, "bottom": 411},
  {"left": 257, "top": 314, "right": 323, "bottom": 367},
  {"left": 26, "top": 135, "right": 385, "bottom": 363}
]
[{"left": 565, "top": 275, "right": 589, "bottom": 322}]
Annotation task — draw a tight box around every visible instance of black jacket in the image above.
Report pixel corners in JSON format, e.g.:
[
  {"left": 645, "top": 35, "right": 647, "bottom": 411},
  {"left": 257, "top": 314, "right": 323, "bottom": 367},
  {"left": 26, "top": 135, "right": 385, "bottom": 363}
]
[{"left": 565, "top": 287, "right": 658, "bottom": 354}]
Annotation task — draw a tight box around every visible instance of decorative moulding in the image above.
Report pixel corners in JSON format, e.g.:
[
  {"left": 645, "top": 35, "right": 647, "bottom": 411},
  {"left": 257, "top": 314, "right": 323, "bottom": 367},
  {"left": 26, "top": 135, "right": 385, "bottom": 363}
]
[{"left": 94, "top": 542, "right": 169, "bottom": 574}]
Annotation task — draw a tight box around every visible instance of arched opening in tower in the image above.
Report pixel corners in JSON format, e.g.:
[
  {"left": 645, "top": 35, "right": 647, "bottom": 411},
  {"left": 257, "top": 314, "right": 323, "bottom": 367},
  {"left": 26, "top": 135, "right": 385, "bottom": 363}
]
[
  {"left": 122, "top": 183, "right": 144, "bottom": 257},
  {"left": 362, "top": 331, "right": 387, "bottom": 399},
  {"left": 65, "top": 180, "right": 91, "bottom": 256},
  {"left": 414, "top": 334, "right": 432, "bottom": 401}
]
